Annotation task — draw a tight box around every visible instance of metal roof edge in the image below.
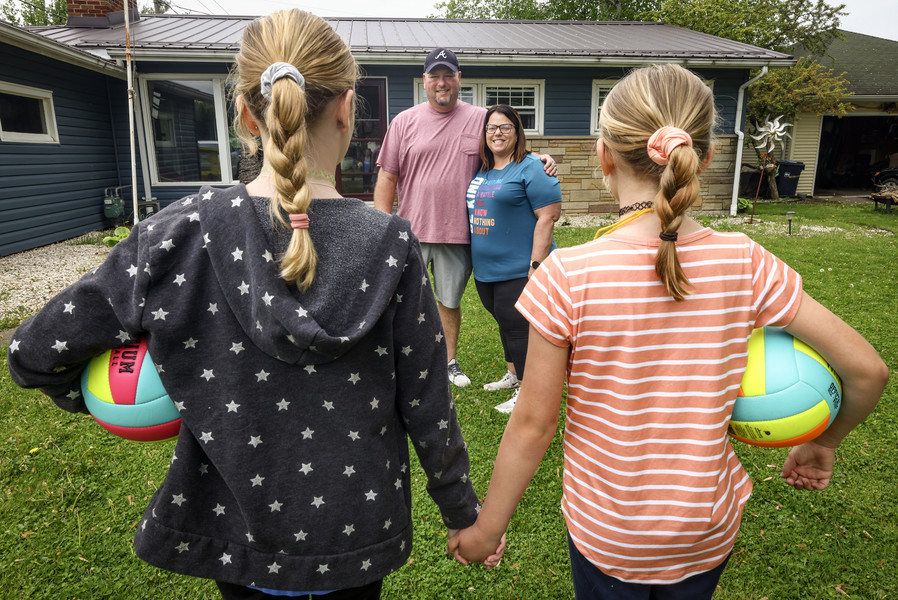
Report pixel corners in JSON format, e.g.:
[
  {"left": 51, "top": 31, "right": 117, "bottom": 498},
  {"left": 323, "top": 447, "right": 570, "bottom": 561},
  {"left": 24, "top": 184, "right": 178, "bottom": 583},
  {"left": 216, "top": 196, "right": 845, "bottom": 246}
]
[
  {"left": 110, "top": 47, "right": 796, "bottom": 68},
  {"left": 324, "top": 16, "right": 657, "bottom": 24},
  {"left": 107, "top": 48, "right": 237, "bottom": 62},
  {"left": 352, "top": 52, "right": 796, "bottom": 69},
  {"left": 1, "top": 21, "right": 126, "bottom": 78}
]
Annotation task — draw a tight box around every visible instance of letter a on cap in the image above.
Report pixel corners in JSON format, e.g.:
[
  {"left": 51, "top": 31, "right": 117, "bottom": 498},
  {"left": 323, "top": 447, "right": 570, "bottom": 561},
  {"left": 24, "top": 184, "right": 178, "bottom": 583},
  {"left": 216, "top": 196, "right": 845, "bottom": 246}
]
[{"left": 425, "top": 47, "right": 459, "bottom": 73}]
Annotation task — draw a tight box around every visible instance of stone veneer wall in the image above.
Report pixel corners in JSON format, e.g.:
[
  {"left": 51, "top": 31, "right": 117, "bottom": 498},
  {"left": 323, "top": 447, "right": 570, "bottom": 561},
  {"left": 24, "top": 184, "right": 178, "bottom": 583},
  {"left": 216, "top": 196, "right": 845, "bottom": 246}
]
[{"left": 527, "top": 134, "right": 739, "bottom": 216}]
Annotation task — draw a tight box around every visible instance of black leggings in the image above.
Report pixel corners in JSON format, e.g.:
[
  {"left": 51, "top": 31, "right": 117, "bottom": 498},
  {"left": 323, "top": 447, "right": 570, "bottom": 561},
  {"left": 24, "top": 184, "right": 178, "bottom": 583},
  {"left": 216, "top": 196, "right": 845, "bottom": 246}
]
[
  {"left": 216, "top": 580, "right": 382, "bottom": 600},
  {"left": 475, "top": 277, "right": 530, "bottom": 380}
]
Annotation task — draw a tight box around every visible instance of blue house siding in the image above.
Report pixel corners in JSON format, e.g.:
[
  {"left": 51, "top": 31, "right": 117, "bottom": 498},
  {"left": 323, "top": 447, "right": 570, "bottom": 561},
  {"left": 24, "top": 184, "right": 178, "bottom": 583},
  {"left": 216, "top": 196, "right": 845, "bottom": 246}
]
[
  {"left": 2, "top": 50, "right": 756, "bottom": 255},
  {"left": 1, "top": 43, "right": 123, "bottom": 256},
  {"left": 702, "top": 69, "right": 744, "bottom": 133},
  {"left": 135, "top": 63, "right": 751, "bottom": 213},
  {"left": 370, "top": 63, "right": 749, "bottom": 136}
]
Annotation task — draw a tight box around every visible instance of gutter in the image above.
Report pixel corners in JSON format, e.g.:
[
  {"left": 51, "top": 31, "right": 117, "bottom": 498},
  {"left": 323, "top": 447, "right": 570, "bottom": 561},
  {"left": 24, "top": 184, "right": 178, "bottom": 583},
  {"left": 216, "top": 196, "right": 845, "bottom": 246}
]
[
  {"left": 730, "top": 66, "right": 768, "bottom": 216},
  {"left": 101, "top": 47, "right": 795, "bottom": 69},
  {"left": 1, "top": 22, "right": 126, "bottom": 78}
]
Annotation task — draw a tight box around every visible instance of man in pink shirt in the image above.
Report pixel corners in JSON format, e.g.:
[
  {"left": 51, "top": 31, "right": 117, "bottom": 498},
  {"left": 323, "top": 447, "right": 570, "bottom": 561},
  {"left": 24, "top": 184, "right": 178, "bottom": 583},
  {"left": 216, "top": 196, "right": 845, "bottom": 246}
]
[{"left": 375, "top": 48, "right": 555, "bottom": 388}]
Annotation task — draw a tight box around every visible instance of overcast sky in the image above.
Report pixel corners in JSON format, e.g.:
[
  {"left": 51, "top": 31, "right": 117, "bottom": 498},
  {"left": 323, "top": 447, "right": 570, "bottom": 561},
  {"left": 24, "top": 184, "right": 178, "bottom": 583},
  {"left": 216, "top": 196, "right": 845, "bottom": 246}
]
[{"left": 163, "top": 0, "right": 898, "bottom": 43}]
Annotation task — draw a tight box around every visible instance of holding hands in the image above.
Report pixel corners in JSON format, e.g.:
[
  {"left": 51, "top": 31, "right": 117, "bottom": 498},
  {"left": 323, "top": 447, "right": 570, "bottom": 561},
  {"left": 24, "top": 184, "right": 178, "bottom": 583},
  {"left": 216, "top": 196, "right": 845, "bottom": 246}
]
[{"left": 448, "top": 525, "right": 506, "bottom": 569}]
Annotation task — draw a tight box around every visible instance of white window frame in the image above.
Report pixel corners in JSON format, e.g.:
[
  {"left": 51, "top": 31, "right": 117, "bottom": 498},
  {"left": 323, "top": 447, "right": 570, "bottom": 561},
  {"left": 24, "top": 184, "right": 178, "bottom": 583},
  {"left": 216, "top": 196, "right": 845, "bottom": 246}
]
[
  {"left": 415, "top": 78, "right": 545, "bottom": 135},
  {"left": 591, "top": 77, "right": 716, "bottom": 135},
  {"left": 0, "top": 80, "right": 59, "bottom": 144},
  {"left": 589, "top": 79, "right": 616, "bottom": 135},
  {"left": 138, "top": 74, "right": 233, "bottom": 186}
]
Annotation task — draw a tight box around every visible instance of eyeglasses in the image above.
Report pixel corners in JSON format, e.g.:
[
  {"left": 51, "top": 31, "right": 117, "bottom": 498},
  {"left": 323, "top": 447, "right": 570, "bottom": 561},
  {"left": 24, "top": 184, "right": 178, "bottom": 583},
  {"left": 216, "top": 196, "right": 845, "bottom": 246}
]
[{"left": 485, "top": 124, "right": 515, "bottom": 134}]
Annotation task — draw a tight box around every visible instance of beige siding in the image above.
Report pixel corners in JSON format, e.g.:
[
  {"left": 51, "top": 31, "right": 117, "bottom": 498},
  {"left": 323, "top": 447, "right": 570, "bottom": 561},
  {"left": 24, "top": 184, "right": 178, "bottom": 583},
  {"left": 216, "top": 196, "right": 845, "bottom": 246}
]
[{"left": 788, "top": 113, "right": 823, "bottom": 196}]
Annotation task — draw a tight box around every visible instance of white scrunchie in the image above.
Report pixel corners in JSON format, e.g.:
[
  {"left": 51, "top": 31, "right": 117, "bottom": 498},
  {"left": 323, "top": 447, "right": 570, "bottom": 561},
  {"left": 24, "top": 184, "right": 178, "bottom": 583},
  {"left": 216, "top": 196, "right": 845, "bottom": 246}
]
[{"left": 260, "top": 62, "right": 305, "bottom": 100}]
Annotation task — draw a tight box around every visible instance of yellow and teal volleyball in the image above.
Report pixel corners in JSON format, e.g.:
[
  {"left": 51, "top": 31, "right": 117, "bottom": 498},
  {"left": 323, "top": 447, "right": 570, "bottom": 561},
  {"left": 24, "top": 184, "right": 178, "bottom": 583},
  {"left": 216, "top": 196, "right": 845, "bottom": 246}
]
[
  {"left": 80, "top": 338, "right": 180, "bottom": 442},
  {"left": 729, "top": 327, "right": 841, "bottom": 448}
]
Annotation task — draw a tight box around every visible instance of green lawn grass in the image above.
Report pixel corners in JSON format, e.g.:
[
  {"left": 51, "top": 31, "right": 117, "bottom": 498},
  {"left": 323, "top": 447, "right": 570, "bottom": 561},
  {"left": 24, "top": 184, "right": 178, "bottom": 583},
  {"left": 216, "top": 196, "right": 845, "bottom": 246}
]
[{"left": 1, "top": 200, "right": 895, "bottom": 599}]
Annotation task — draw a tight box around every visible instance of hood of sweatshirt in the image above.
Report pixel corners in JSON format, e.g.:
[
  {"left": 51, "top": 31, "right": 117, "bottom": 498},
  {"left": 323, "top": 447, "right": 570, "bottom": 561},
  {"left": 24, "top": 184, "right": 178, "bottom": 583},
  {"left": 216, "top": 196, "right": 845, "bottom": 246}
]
[{"left": 195, "top": 185, "right": 412, "bottom": 366}]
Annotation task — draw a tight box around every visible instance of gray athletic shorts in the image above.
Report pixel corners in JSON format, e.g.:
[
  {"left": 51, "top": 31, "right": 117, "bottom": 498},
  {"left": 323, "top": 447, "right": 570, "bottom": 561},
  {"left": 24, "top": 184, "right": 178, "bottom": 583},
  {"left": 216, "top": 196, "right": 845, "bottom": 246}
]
[{"left": 420, "top": 242, "right": 473, "bottom": 309}]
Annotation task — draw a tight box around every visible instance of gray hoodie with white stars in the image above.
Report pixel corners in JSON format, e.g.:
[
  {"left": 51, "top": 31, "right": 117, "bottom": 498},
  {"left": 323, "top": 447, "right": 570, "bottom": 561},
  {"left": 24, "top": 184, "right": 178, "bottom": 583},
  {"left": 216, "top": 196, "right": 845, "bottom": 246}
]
[{"left": 7, "top": 184, "right": 479, "bottom": 591}]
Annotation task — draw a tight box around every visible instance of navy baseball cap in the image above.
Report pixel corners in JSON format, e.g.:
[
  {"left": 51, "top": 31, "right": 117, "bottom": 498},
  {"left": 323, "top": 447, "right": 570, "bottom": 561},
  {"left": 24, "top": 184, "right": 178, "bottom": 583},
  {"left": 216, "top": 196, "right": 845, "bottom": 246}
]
[{"left": 424, "top": 48, "right": 459, "bottom": 73}]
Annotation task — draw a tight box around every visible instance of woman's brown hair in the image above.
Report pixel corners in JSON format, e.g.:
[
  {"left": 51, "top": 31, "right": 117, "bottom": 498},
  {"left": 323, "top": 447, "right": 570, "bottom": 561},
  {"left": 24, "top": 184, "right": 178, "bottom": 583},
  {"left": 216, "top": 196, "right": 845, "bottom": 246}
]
[{"left": 479, "top": 104, "right": 529, "bottom": 171}]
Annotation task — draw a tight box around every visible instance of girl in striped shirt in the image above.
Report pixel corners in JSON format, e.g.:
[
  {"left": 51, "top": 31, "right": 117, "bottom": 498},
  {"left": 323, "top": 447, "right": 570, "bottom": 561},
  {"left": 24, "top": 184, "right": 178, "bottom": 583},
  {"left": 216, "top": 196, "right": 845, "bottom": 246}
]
[{"left": 449, "top": 64, "right": 888, "bottom": 598}]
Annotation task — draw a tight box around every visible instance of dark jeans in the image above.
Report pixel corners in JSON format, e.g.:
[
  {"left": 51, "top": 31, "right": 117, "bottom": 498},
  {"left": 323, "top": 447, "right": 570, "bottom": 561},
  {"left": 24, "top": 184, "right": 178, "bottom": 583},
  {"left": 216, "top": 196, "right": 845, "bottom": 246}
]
[
  {"left": 567, "top": 533, "right": 729, "bottom": 600},
  {"left": 216, "top": 580, "right": 382, "bottom": 600},
  {"left": 475, "top": 277, "right": 530, "bottom": 379}
]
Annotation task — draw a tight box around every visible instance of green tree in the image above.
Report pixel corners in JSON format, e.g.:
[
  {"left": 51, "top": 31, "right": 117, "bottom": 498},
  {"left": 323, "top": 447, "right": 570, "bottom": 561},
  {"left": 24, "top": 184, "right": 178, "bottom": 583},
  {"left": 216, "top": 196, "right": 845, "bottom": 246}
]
[
  {"left": 433, "top": 0, "right": 659, "bottom": 21},
  {"left": 1, "top": 0, "right": 168, "bottom": 24},
  {"left": 140, "top": 0, "right": 171, "bottom": 14},
  {"left": 646, "top": 0, "right": 846, "bottom": 57},
  {"left": 747, "top": 56, "right": 852, "bottom": 122},
  {"left": 1, "top": 0, "right": 67, "bottom": 26},
  {"left": 645, "top": 0, "right": 853, "bottom": 134}
]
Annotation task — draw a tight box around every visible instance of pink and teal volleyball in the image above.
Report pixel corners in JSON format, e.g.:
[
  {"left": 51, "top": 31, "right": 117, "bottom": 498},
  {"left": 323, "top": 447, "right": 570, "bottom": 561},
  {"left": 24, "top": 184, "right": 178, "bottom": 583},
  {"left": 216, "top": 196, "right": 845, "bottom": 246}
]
[{"left": 80, "top": 339, "right": 180, "bottom": 442}]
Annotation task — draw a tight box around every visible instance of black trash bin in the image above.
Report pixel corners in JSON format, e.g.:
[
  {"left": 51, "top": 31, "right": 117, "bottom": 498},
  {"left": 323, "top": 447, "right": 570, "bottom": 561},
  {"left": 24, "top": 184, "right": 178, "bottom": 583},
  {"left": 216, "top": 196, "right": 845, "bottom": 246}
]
[{"left": 776, "top": 160, "right": 805, "bottom": 197}]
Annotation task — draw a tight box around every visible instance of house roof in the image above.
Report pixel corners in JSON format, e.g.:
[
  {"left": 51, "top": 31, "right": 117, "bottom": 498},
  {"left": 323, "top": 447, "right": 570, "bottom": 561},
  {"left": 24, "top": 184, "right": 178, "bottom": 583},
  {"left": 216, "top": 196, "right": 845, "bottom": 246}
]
[
  {"left": 0, "top": 19, "right": 126, "bottom": 77},
  {"left": 798, "top": 30, "right": 898, "bottom": 98},
  {"left": 25, "top": 15, "right": 793, "bottom": 68}
]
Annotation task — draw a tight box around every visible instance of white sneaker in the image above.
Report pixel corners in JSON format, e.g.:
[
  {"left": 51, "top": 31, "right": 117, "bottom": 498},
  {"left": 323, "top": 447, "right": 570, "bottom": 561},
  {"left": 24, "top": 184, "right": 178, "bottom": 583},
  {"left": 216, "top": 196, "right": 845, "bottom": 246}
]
[
  {"left": 447, "top": 359, "right": 471, "bottom": 388},
  {"left": 494, "top": 388, "right": 520, "bottom": 414},
  {"left": 483, "top": 370, "right": 520, "bottom": 391}
]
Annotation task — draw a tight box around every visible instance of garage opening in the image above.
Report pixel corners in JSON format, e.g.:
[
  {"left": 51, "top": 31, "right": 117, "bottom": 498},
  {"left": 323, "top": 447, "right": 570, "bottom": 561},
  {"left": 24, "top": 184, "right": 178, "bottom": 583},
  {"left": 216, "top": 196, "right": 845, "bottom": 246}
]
[{"left": 815, "top": 115, "right": 898, "bottom": 191}]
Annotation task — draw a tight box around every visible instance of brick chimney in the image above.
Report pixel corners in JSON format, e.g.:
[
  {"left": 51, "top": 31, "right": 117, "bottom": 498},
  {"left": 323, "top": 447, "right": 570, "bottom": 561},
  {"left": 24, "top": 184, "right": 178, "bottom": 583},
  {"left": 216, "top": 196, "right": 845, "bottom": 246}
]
[{"left": 66, "top": 0, "right": 140, "bottom": 27}]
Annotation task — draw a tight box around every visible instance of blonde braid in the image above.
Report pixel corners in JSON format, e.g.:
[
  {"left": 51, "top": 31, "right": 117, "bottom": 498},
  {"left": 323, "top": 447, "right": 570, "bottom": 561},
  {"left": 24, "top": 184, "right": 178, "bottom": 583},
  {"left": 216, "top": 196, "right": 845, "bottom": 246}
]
[
  {"left": 229, "top": 9, "right": 359, "bottom": 291},
  {"left": 264, "top": 79, "right": 317, "bottom": 290},
  {"left": 598, "top": 64, "right": 716, "bottom": 302},
  {"left": 655, "top": 144, "right": 700, "bottom": 301}
]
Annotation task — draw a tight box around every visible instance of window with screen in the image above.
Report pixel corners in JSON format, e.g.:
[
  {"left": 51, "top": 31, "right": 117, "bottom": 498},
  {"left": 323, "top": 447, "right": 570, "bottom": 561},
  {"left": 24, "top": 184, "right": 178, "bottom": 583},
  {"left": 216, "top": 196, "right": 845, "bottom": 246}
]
[{"left": 415, "top": 79, "right": 544, "bottom": 135}]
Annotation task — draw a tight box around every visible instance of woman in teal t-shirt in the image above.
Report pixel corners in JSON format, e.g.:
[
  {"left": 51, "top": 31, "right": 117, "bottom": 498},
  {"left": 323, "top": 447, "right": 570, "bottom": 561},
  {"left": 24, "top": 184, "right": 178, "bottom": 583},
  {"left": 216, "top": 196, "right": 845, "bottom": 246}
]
[{"left": 466, "top": 105, "right": 562, "bottom": 413}]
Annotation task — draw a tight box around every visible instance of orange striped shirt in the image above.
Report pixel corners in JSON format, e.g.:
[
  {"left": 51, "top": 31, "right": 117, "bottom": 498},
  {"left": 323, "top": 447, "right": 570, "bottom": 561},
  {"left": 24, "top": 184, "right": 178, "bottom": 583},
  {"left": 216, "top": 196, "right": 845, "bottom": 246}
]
[{"left": 516, "top": 228, "right": 802, "bottom": 584}]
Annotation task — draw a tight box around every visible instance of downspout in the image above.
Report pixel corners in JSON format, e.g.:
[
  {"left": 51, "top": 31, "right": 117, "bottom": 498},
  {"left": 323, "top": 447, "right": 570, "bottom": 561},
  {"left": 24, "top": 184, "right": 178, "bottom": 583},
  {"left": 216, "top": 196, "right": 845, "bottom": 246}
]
[
  {"left": 104, "top": 77, "right": 123, "bottom": 187},
  {"left": 123, "top": 0, "right": 139, "bottom": 224},
  {"left": 730, "top": 66, "right": 768, "bottom": 216}
]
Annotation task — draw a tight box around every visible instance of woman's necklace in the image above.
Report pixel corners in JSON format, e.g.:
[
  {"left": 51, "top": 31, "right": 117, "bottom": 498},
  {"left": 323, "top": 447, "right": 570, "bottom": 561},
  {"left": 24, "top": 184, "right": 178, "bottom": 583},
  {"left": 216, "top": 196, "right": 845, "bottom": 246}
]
[{"left": 594, "top": 203, "right": 654, "bottom": 240}]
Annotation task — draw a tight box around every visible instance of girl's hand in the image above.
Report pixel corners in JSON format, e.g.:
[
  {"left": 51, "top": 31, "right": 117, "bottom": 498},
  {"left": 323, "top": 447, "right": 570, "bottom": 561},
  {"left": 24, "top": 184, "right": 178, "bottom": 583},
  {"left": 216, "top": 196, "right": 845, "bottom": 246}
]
[
  {"left": 780, "top": 440, "right": 836, "bottom": 490},
  {"left": 447, "top": 525, "right": 506, "bottom": 568}
]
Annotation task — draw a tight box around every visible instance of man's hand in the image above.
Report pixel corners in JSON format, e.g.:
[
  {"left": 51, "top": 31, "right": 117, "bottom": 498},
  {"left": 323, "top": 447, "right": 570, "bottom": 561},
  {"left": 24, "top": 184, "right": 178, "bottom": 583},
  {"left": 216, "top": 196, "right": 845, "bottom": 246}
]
[{"left": 538, "top": 154, "right": 557, "bottom": 177}]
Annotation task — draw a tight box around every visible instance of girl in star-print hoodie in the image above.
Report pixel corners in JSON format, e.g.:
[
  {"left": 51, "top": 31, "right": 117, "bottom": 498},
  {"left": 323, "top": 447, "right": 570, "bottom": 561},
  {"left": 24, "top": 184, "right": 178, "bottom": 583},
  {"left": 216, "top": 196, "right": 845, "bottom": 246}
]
[{"left": 7, "top": 10, "right": 496, "bottom": 599}]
